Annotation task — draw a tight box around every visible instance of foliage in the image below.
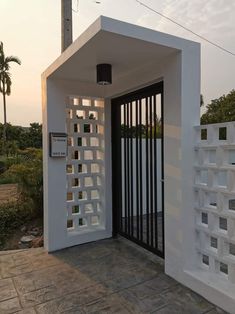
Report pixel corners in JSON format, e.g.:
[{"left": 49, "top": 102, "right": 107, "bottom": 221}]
[
  {"left": 1, "top": 148, "right": 43, "bottom": 212},
  {"left": 0, "top": 176, "right": 15, "bottom": 185},
  {"left": 201, "top": 90, "right": 235, "bottom": 125},
  {"left": 121, "top": 115, "right": 162, "bottom": 138},
  {"left": 0, "top": 122, "right": 42, "bottom": 154},
  {"left": 0, "top": 200, "right": 34, "bottom": 248}
]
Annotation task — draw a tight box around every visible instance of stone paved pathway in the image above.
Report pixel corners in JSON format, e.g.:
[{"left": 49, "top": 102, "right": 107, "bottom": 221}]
[{"left": 0, "top": 238, "right": 227, "bottom": 314}]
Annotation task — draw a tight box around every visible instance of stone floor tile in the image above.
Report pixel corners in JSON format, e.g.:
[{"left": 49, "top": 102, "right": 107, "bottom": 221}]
[
  {"left": 0, "top": 239, "right": 228, "bottom": 314},
  {"left": 125, "top": 273, "right": 178, "bottom": 300},
  {"left": 35, "top": 284, "right": 107, "bottom": 314},
  {"left": 20, "top": 285, "right": 60, "bottom": 308},
  {"left": 82, "top": 294, "right": 133, "bottom": 314},
  {"left": 0, "top": 297, "right": 22, "bottom": 314},
  {"left": 13, "top": 308, "right": 37, "bottom": 314},
  {"left": 1, "top": 263, "right": 35, "bottom": 279},
  {"left": 205, "top": 308, "right": 228, "bottom": 314},
  {"left": 1, "top": 252, "right": 60, "bottom": 279},
  {"left": 160, "top": 285, "right": 214, "bottom": 314},
  {"left": 102, "top": 273, "right": 144, "bottom": 292},
  {"left": 153, "top": 303, "right": 191, "bottom": 314},
  {"left": 0, "top": 278, "right": 17, "bottom": 302},
  {"left": 118, "top": 287, "right": 166, "bottom": 313},
  {"left": 13, "top": 268, "right": 56, "bottom": 294}
]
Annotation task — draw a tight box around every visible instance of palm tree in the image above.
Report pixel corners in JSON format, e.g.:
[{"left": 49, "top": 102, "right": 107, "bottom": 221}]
[{"left": 0, "top": 42, "right": 21, "bottom": 147}]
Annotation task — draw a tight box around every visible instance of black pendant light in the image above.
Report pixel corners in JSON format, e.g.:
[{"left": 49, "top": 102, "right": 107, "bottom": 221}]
[{"left": 96, "top": 64, "right": 112, "bottom": 85}]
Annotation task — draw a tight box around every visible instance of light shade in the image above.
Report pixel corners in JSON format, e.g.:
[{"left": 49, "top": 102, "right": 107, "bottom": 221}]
[{"left": 96, "top": 64, "right": 112, "bottom": 85}]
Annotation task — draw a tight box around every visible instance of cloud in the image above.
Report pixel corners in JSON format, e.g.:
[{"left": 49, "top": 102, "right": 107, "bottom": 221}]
[{"left": 136, "top": 0, "right": 235, "bottom": 44}]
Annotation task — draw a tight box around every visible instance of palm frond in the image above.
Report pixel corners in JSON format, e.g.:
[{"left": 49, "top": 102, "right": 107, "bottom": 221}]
[
  {"left": 5, "top": 56, "right": 21, "bottom": 65},
  {"left": 0, "top": 42, "right": 20, "bottom": 98}
]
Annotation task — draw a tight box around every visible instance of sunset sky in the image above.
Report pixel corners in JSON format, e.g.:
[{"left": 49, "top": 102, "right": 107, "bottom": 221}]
[{"left": 0, "top": 0, "right": 235, "bottom": 126}]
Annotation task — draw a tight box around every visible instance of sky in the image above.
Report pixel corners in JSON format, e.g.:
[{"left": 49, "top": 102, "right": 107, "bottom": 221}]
[{"left": 0, "top": 0, "right": 235, "bottom": 126}]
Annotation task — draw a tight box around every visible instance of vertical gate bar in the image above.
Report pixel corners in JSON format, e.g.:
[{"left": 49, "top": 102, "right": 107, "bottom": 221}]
[
  {"left": 154, "top": 94, "right": 158, "bottom": 249},
  {"left": 161, "top": 91, "right": 165, "bottom": 255},
  {"left": 136, "top": 100, "right": 139, "bottom": 240},
  {"left": 120, "top": 105, "right": 123, "bottom": 233},
  {"left": 111, "top": 100, "right": 121, "bottom": 236},
  {"left": 150, "top": 95, "right": 154, "bottom": 247},
  {"left": 146, "top": 97, "right": 149, "bottom": 245},
  {"left": 139, "top": 99, "right": 143, "bottom": 241},
  {"left": 127, "top": 102, "right": 130, "bottom": 235},
  {"left": 130, "top": 101, "right": 134, "bottom": 237},
  {"left": 124, "top": 103, "right": 127, "bottom": 234}
]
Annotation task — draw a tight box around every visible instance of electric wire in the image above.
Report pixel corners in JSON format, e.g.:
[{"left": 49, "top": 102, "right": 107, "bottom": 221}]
[
  {"left": 135, "top": 0, "right": 235, "bottom": 57},
  {"left": 72, "top": 0, "right": 101, "bottom": 13}
]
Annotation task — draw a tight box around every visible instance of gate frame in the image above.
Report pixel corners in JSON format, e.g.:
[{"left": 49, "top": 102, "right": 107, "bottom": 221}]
[{"left": 111, "top": 81, "right": 165, "bottom": 258}]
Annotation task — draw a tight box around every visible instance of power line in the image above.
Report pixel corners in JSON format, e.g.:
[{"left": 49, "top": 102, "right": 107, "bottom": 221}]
[{"left": 135, "top": 0, "right": 235, "bottom": 57}]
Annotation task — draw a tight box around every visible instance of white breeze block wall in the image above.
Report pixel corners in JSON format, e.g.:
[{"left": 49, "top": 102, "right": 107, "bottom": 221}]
[
  {"left": 194, "top": 122, "right": 235, "bottom": 285},
  {"left": 66, "top": 95, "right": 105, "bottom": 233}
]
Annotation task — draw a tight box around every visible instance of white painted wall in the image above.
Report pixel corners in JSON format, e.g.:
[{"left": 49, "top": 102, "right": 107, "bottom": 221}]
[{"left": 42, "top": 79, "right": 113, "bottom": 251}]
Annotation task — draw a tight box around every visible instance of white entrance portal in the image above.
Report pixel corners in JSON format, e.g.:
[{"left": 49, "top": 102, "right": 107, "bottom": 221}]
[{"left": 41, "top": 16, "right": 235, "bottom": 314}]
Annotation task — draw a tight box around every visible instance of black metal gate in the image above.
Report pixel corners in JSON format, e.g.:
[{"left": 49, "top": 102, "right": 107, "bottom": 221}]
[{"left": 112, "top": 82, "right": 164, "bottom": 258}]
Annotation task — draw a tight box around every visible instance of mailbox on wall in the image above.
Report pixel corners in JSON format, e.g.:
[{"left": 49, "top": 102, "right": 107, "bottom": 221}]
[{"left": 49, "top": 133, "right": 68, "bottom": 157}]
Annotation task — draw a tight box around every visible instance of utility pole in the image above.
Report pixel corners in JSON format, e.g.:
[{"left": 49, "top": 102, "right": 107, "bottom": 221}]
[{"left": 61, "top": 0, "right": 73, "bottom": 52}]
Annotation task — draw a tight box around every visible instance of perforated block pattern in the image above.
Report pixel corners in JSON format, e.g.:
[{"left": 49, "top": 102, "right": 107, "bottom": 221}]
[
  {"left": 195, "top": 122, "right": 235, "bottom": 283},
  {"left": 66, "top": 96, "right": 105, "bottom": 233}
]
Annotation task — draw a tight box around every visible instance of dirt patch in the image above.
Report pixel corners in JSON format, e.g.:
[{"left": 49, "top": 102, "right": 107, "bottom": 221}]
[
  {"left": 0, "top": 184, "right": 18, "bottom": 204},
  {"left": 1, "top": 217, "right": 43, "bottom": 251}
]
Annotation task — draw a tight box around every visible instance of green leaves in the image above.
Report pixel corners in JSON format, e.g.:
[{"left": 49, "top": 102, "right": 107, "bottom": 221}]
[
  {"left": 2, "top": 148, "right": 43, "bottom": 212},
  {"left": 0, "top": 42, "right": 21, "bottom": 96},
  {"left": 201, "top": 90, "right": 235, "bottom": 125}
]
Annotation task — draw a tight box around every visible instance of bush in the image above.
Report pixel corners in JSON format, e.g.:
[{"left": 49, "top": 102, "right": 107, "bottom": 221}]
[
  {"left": 3, "top": 148, "right": 43, "bottom": 213},
  {"left": 0, "top": 200, "right": 34, "bottom": 247},
  {"left": 0, "top": 160, "right": 6, "bottom": 174},
  {"left": 0, "top": 176, "right": 15, "bottom": 185}
]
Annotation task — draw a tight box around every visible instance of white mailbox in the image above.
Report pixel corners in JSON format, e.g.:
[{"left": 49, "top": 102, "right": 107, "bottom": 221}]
[{"left": 49, "top": 133, "right": 68, "bottom": 157}]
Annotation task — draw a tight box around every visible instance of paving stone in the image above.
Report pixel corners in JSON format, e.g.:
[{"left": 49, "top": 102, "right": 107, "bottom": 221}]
[
  {"left": 20, "top": 285, "right": 61, "bottom": 308},
  {"left": 0, "top": 239, "right": 228, "bottom": 314},
  {"left": 0, "top": 278, "right": 17, "bottom": 302},
  {"left": 160, "top": 285, "right": 214, "bottom": 314},
  {"left": 22, "top": 283, "right": 107, "bottom": 309},
  {"left": 14, "top": 309, "right": 37, "bottom": 314},
  {"left": 1, "top": 251, "right": 60, "bottom": 279},
  {"left": 0, "top": 297, "right": 21, "bottom": 314},
  {"left": 153, "top": 303, "right": 191, "bottom": 313},
  {"left": 82, "top": 294, "right": 132, "bottom": 314},
  {"left": 14, "top": 264, "right": 95, "bottom": 296},
  {"left": 118, "top": 286, "right": 166, "bottom": 313},
  {"left": 35, "top": 284, "right": 107, "bottom": 314},
  {"left": 205, "top": 308, "right": 228, "bottom": 314}
]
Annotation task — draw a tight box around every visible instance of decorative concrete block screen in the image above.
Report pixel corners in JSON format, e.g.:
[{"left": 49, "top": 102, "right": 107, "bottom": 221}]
[
  {"left": 65, "top": 96, "right": 105, "bottom": 233},
  {"left": 195, "top": 122, "right": 235, "bottom": 283}
]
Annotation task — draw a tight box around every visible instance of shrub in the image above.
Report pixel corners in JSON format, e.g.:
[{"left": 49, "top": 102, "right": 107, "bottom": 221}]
[
  {"left": 0, "top": 176, "right": 15, "bottom": 185},
  {"left": 2, "top": 148, "right": 43, "bottom": 213},
  {"left": 0, "top": 200, "right": 34, "bottom": 247},
  {"left": 0, "top": 160, "right": 6, "bottom": 174}
]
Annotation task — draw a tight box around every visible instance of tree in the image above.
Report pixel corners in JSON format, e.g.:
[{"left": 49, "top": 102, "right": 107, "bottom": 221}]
[
  {"left": 0, "top": 123, "right": 42, "bottom": 155},
  {"left": 201, "top": 90, "right": 235, "bottom": 125},
  {"left": 25, "top": 123, "right": 42, "bottom": 149},
  {"left": 0, "top": 42, "right": 21, "bottom": 146}
]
